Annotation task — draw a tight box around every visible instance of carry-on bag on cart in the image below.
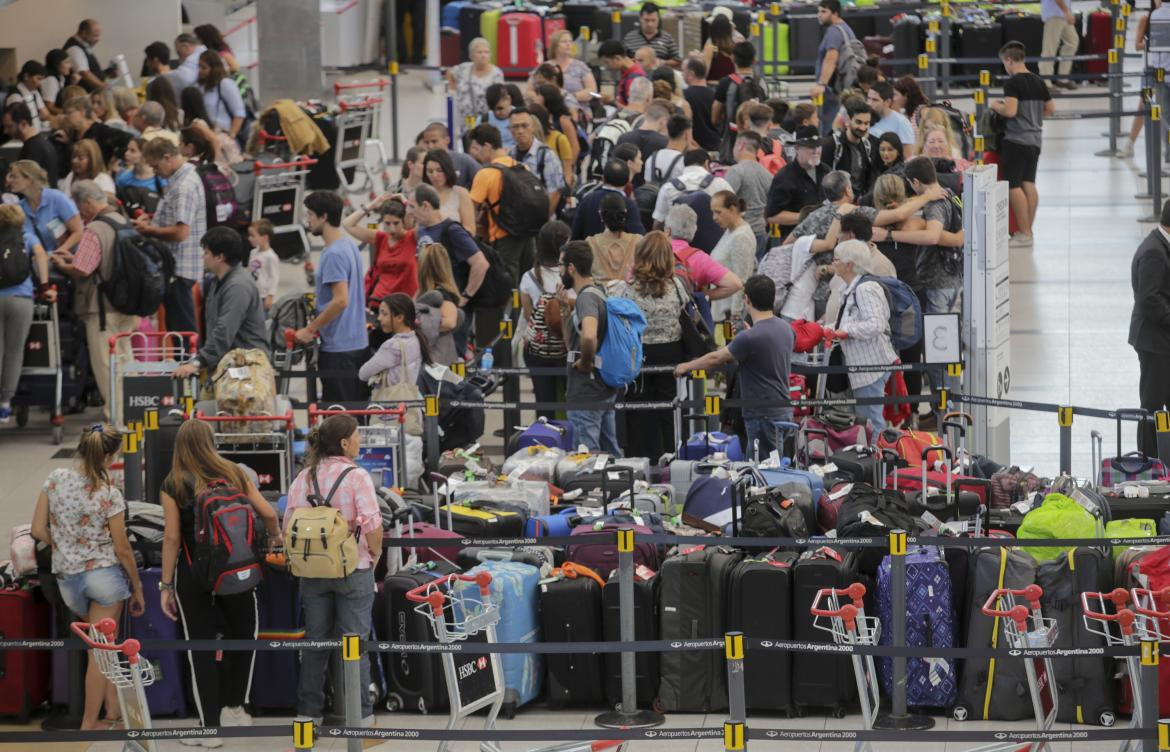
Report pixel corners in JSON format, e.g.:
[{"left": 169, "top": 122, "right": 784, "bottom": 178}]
[
  {"left": 379, "top": 560, "right": 461, "bottom": 713},
  {"left": 538, "top": 562, "right": 606, "bottom": 706},
  {"left": 1097, "top": 416, "right": 1169, "bottom": 487},
  {"left": 792, "top": 546, "right": 858, "bottom": 716},
  {"left": 729, "top": 551, "right": 797, "bottom": 713},
  {"left": 555, "top": 454, "right": 651, "bottom": 496},
  {"left": 508, "top": 417, "right": 575, "bottom": 454}
]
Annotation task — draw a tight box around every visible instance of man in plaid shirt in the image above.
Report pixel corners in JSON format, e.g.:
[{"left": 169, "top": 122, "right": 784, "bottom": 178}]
[{"left": 135, "top": 137, "right": 206, "bottom": 333}]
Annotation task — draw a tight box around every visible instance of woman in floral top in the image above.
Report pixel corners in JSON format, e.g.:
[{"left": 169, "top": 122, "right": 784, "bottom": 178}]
[
  {"left": 615, "top": 231, "right": 690, "bottom": 459},
  {"left": 446, "top": 37, "right": 504, "bottom": 126},
  {"left": 32, "top": 424, "right": 144, "bottom": 731}
]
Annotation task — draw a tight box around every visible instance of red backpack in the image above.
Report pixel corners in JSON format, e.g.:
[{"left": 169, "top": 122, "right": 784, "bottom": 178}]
[
  {"left": 186, "top": 479, "right": 263, "bottom": 595},
  {"left": 757, "top": 136, "right": 787, "bottom": 175}
]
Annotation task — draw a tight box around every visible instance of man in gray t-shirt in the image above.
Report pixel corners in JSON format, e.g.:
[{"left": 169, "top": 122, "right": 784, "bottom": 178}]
[
  {"left": 561, "top": 241, "right": 620, "bottom": 454},
  {"left": 676, "top": 275, "right": 794, "bottom": 458},
  {"left": 724, "top": 131, "right": 775, "bottom": 259}
]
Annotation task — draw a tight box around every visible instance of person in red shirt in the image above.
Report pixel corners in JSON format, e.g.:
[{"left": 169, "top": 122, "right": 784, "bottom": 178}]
[
  {"left": 599, "top": 40, "right": 645, "bottom": 108},
  {"left": 341, "top": 192, "right": 419, "bottom": 306}
]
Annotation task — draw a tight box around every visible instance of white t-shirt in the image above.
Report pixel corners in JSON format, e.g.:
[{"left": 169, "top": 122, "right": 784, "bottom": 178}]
[
  {"left": 643, "top": 149, "right": 684, "bottom": 184},
  {"left": 870, "top": 109, "right": 915, "bottom": 145},
  {"left": 60, "top": 171, "right": 116, "bottom": 199},
  {"left": 780, "top": 235, "right": 819, "bottom": 322},
  {"left": 249, "top": 247, "right": 280, "bottom": 301},
  {"left": 520, "top": 266, "right": 560, "bottom": 304}
]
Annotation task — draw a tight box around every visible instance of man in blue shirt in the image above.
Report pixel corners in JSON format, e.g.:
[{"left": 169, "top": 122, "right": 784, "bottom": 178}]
[
  {"left": 570, "top": 159, "right": 645, "bottom": 240},
  {"left": 810, "top": 0, "right": 858, "bottom": 136},
  {"left": 295, "top": 191, "right": 368, "bottom": 402}
]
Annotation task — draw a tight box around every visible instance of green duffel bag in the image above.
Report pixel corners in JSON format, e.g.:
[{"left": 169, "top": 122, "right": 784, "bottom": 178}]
[
  {"left": 1017, "top": 493, "right": 1101, "bottom": 562},
  {"left": 1104, "top": 517, "right": 1157, "bottom": 555}
]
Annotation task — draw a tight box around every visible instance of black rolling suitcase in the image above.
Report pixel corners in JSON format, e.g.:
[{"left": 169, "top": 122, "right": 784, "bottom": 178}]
[
  {"left": 998, "top": 13, "right": 1044, "bottom": 64},
  {"left": 539, "top": 569, "right": 606, "bottom": 706},
  {"left": 787, "top": 12, "right": 822, "bottom": 75},
  {"left": 1037, "top": 547, "right": 1116, "bottom": 725},
  {"left": 953, "top": 547, "right": 1038, "bottom": 721},
  {"left": 379, "top": 561, "right": 461, "bottom": 713},
  {"left": 563, "top": 3, "right": 602, "bottom": 39},
  {"left": 603, "top": 569, "right": 659, "bottom": 708},
  {"left": 658, "top": 545, "right": 744, "bottom": 713},
  {"left": 729, "top": 552, "right": 797, "bottom": 714},
  {"left": 458, "top": 5, "right": 487, "bottom": 60},
  {"left": 954, "top": 22, "right": 1003, "bottom": 77},
  {"left": 891, "top": 15, "right": 923, "bottom": 76},
  {"left": 792, "top": 546, "right": 858, "bottom": 717},
  {"left": 144, "top": 410, "right": 184, "bottom": 504}
]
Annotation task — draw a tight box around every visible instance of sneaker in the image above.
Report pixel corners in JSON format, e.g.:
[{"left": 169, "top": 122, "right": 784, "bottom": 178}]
[
  {"left": 0, "top": 405, "right": 10, "bottom": 424},
  {"left": 360, "top": 713, "right": 376, "bottom": 728},
  {"left": 1118, "top": 137, "right": 1135, "bottom": 158},
  {"left": 220, "top": 706, "right": 253, "bottom": 727},
  {"left": 1008, "top": 232, "right": 1034, "bottom": 248},
  {"left": 179, "top": 739, "right": 223, "bottom": 749}
]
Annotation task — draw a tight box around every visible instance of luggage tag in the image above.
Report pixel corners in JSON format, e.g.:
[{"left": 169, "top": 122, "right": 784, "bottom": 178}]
[
  {"left": 829, "top": 484, "right": 853, "bottom": 500},
  {"left": 634, "top": 564, "right": 657, "bottom": 581},
  {"left": 228, "top": 366, "right": 250, "bottom": 380}
]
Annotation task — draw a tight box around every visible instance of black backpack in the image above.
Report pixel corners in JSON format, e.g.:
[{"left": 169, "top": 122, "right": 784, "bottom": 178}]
[
  {"left": 93, "top": 215, "right": 173, "bottom": 327},
  {"left": 196, "top": 162, "right": 240, "bottom": 228},
  {"left": 417, "top": 363, "right": 485, "bottom": 451},
  {"left": 835, "top": 483, "right": 924, "bottom": 573},
  {"left": 670, "top": 175, "right": 721, "bottom": 252},
  {"left": 486, "top": 161, "right": 549, "bottom": 238},
  {"left": 719, "top": 73, "right": 767, "bottom": 163},
  {"left": 0, "top": 227, "right": 30, "bottom": 290},
  {"left": 438, "top": 221, "right": 512, "bottom": 307}
]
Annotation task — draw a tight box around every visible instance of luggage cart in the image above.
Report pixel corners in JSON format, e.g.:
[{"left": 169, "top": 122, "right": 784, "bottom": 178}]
[
  {"left": 405, "top": 571, "right": 626, "bottom": 752},
  {"left": 70, "top": 617, "right": 157, "bottom": 752},
  {"left": 334, "top": 80, "right": 391, "bottom": 181},
  {"left": 194, "top": 411, "right": 295, "bottom": 496},
  {"left": 308, "top": 404, "right": 410, "bottom": 490},
  {"left": 14, "top": 299, "right": 71, "bottom": 443},
  {"left": 274, "top": 327, "right": 319, "bottom": 407},
  {"left": 809, "top": 582, "right": 882, "bottom": 752},
  {"left": 1082, "top": 588, "right": 1141, "bottom": 746},
  {"left": 331, "top": 90, "right": 390, "bottom": 195},
  {"left": 108, "top": 331, "right": 199, "bottom": 428},
  {"left": 253, "top": 157, "right": 317, "bottom": 263}
]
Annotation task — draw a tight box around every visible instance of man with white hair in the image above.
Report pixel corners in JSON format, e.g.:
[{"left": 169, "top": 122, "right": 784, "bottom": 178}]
[
  {"left": 823, "top": 238, "right": 897, "bottom": 434},
  {"left": 619, "top": 77, "right": 656, "bottom": 123},
  {"left": 134, "top": 101, "right": 179, "bottom": 146},
  {"left": 48, "top": 180, "right": 139, "bottom": 417}
]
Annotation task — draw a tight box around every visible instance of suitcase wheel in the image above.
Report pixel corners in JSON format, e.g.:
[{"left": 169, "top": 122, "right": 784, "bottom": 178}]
[
  {"left": 952, "top": 704, "right": 970, "bottom": 721},
  {"left": 14, "top": 405, "right": 27, "bottom": 428},
  {"left": 500, "top": 701, "right": 516, "bottom": 720},
  {"left": 385, "top": 692, "right": 403, "bottom": 712},
  {"left": 1099, "top": 711, "right": 1116, "bottom": 727},
  {"left": 831, "top": 704, "right": 847, "bottom": 719}
]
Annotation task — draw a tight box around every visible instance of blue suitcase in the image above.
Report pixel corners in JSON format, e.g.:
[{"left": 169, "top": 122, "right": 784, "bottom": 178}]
[
  {"left": 524, "top": 506, "right": 581, "bottom": 537},
  {"left": 876, "top": 547, "right": 956, "bottom": 707},
  {"left": 760, "top": 464, "right": 826, "bottom": 498},
  {"left": 679, "top": 431, "right": 745, "bottom": 461},
  {"left": 462, "top": 560, "right": 543, "bottom": 715},
  {"left": 512, "top": 418, "right": 576, "bottom": 453},
  {"left": 250, "top": 566, "right": 301, "bottom": 713},
  {"left": 442, "top": 0, "right": 472, "bottom": 29},
  {"left": 125, "top": 568, "right": 187, "bottom": 716}
]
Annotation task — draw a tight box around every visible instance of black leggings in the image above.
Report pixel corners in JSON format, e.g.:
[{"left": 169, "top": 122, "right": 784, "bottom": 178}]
[
  {"left": 524, "top": 350, "right": 566, "bottom": 420},
  {"left": 625, "top": 341, "right": 684, "bottom": 461}
]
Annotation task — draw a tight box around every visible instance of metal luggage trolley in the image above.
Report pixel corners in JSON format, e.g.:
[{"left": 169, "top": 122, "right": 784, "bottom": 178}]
[
  {"left": 333, "top": 80, "right": 392, "bottom": 194},
  {"left": 809, "top": 582, "right": 883, "bottom": 752},
  {"left": 15, "top": 299, "right": 68, "bottom": 443},
  {"left": 1082, "top": 587, "right": 1142, "bottom": 747},
  {"left": 194, "top": 411, "right": 296, "bottom": 496},
  {"left": 275, "top": 326, "right": 319, "bottom": 406},
  {"left": 70, "top": 618, "right": 157, "bottom": 752},
  {"left": 252, "top": 157, "right": 317, "bottom": 262},
  {"left": 108, "top": 331, "right": 199, "bottom": 429},
  {"left": 405, "top": 571, "right": 626, "bottom": 752}
]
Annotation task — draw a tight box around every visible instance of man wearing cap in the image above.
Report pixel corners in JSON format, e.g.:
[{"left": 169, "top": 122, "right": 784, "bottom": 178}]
[
  {"left": 623, "top": 2, "right": 681, "bottom": 66},
  {"left": 765, "top": 125, "right": 830, "bottom": 236}
]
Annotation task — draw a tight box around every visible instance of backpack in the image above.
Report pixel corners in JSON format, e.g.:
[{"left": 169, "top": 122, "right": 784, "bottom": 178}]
[
  {"left": 938, "top": 189, "right": 964, "bottom": 277},
  {"left": 670, "top": 175, "right": 721, "bottom": 253},
  {"left": 286, "top": 467, "right": 360, "bottom": 579},
  {"left": 672, "top": 245, "right": 715, "bottom": 330},
  {"left": 0, "top": 227, "right": 30, "bottom": 290},
  {"left": 438, "top": 221, "right": 511, "bottom": 306},
  {"left": 858, "top": 274, "right": 923, "bottom": 350},
  {"left": 196, "top": 162, "right": 240, "bottom": 227},
  {"left": 579, "top": 286, "right": 646, "bottom": 389},
  {"left": 587, "top": 118, "right": 632, "bottom": 181},
  {"left": 210, "top": 348, "right": 277, "bottom": 434},
  {"left": 115, "top": 179, "right": 162, "bottom": 217},
  {"left": 267, "top": 292, "right": 315, "bottom": 364},
  {"left": 830, "top": 131, "right": 874, "bottom": 173},
  {"left": 719, "top": 73, "right": 766, "bottom": 163},
  {"left": 92, "top": 215, "right": 173, "bottom": 327},
  {"left": 418, "top": 363, "right": 486, "bottom": 451},
  {"left": 634, "top": 152, "right": 684, "bottom": 229},
  {"left": 934, "top": 100, "right": 974, "bottom": 158},
  {"left": 485, "top": 161, "right": 549, "bottom": 239},
  {"left": 525, "top": 272, "right": 566, "bottom": 360},
  {"left": 757, "top": 136, "right": 787, "bottom": 175},
  {"left": 188, "top": 478, "right": 263, "bottom": 595},
  {"left": 830, "top": 25, "right": 868, "bottom": 93}
]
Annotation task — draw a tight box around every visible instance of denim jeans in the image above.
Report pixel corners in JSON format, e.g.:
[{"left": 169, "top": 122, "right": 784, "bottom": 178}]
[
  {"left": 568, "top": 403, "right": 620, "bottom": 455},
  {"left": 744, "top": 416, "right": 791, "bottom": 461},
  {"left": 852, "top": 375, "right": 890, "bottom": 438},
  {"left": 298, "top": 567, "right": 376, "bottom": 720}
]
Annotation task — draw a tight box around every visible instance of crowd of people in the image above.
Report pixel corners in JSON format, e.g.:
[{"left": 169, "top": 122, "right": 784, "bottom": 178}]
[{"left": 0, "top": 2, "right": 1073, "bottom": 739}]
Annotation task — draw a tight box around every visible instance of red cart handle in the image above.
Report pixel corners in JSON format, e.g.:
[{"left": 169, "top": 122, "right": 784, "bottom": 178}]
[
  {"left": 255, "top": 157, "right": 319, "bottom": 172},
  {"left": 405, "top": 572, "right": 493, "bottom": 616},
  {"left": 339, "top": 97, "right": 383, "bottom": 111},
  {"left": 108, "top": 330, "right": 198, "bottom": 355},
  {"left": 1131, "top": 587, "right": 1170, "bottom": 618},
  {"left": 334, "top": 79, "right": 389, "bottom": 94},
  {"left": 258, "top": 129, "right": 288, "bottom": 143},
  {"left": 809, "top": 582, "right": 867, "bottom": 619},
  {"left": 71, "top": 619, "right": 143, "bottom": 663},
  {"left": 307, "top": 403, "right": 407, "bottom": 426},
  {"left": 195, "top": 410, "right": 295, "bottom": 430},
  {"left": 981, "top": 584, "right": 1044, "bottom": 629},
  {"left": 1081, "top": 593, "right": 1137, "bottom": 637}
]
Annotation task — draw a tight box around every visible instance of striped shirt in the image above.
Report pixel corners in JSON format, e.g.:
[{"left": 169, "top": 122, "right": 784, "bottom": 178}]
[
  {"left": 837, "top": 277, "right": 897, "bottom": 390},
  {"left": 285, "top": 456, "right": 382, "bottom": 571},
  {"left": 151, "top": 162, "right": 206, "bottom": 281},
  {"left": 622, "top": 28, "right": 680, "bottom": 61}
]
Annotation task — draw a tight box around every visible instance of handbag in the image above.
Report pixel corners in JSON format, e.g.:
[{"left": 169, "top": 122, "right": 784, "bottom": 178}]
[
  {"left": 370, "top": 339, "right": 424, "bottom": 435},
  {"left": 826, "top": 345, "right": 849, "bottom": 394},
  {"left": 675, "top": 279, "right": 715, "bottom": 359}
]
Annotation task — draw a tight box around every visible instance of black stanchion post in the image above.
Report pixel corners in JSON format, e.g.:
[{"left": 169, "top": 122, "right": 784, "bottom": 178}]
[
  {"left": 1098, "top": 0, "right": 1124, "bottom": 153},
  {"left": 1138, "top": 84, "right": 1156, "bottom": 201},
  {"left": 874, "top": 530, "right": 934, "bottom": 731},
  {"left": 122, "top": 423, "right": 143, "bottom": 502},
  {"left": 974, "top": 69, "right": 990, "bottom": 166},
  {"left": 1058, "top": 406, "right": 1073, "bottom": 476},
  {"left": 424, "top": 396, "right": 440, "bottom": 473},
  {"left": 926, "top": 20, "right": 940, "bottom": 100},
  {"left": 940, "top": 0, "right": 953, "bottom": 97},
  {"left": 1141, "top": 641, "right": 1159, "bottom": 751},
  {"left": 751, "top": 15, "right": 763, "bottom": 81},
  {"left": 387, "top": 0, "right": 401, "bottom": 164},
  {"left": 674, "top": 376, "right": 685, "bottom": 453},
  {"left": 596, "top": 530, "right": 664, "bottom": 730},
  {"left": 724, "top": 632, "right": 747, "bottom": 752},
  {"left": 611, "top": 9, "right": 621, "bottom": 42},
  {"left": 1142, "top": 99, "right": 1164, "bottom": 220},
  {"left": 502, "top": 289, "right": 521, "bottom": 441},
  {"left": 342, "top": 634, "right": 362, "bottom": 752},
  {"left": 1155, "top": 411, "right": 1170, "bottom": 467}
]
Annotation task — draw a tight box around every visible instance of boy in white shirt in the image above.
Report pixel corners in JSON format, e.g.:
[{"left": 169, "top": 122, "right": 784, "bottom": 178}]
[{"left": 246, "top": 218, "right": 280, "bottom": 310}]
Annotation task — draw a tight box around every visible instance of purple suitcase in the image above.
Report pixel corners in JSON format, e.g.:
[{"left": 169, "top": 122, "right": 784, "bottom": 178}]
[
  {"left": 565, "top": 520, "right": 657, "bottom": 580},
  {"left": 124, "top": 568, "right": 187, "bottom": 716}
]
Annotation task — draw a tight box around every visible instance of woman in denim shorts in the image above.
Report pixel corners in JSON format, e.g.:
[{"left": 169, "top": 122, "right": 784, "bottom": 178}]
[{"left": 31, "top": 424, "right": 145, "bottom": 730}]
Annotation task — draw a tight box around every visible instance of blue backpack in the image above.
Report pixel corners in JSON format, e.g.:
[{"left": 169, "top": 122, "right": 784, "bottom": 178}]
[
  {"left": 580, "top": 288, "right": 646, "bottom": 389},
  {"left": 860, "top": 275, "right": 923, "bottom": 351}
]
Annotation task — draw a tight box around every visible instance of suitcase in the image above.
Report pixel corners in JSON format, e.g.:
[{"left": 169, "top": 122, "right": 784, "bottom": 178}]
[
  {"left": 459, "top": 4, "right": 488, "bottom": 60},
  {"left": 762, "top": 21, "right": 791, "bottom": 78},
  {"left": 448, "top": 479, "right": 549, "bottom": 516},
  {"left": 442, "top": 0, "right": 470, "bottom": 30},
  {"left": 480, "top": 7, "right": 504, "bottom": 63},
  {"left": 792, "top": 547, "right": 858, "bottom": 716},
  {"left": 1085, "top": 10, "right": 1111, "bottom": 77},
  {"left": 954, "top": 547, "right": 1038, "bottom": 721},
  {"left": 462, "top": 560, "right": 543, "bottom": 715},
  {"left": 954, "top": 22, "right": 1003, "bottom": 77},
  {"left": 666, "top": 458, "right": 755, "bottom": 500},
  {"left": 250, "top": 565, "right": 301, "bottom": 713},
  {"left": 1036, "top": 547, "right": 1116, "bottom": 725},
  {"left": 397, "top": 521, "right": 464, "bottom": 565},
  {"left": 508, "top": 418, "right": 576, "bottom": 454},
  {"left": 891, "top": 15, "right": 923, "bottom": 76},
  {"left": 525, "top": 506, "right": 583, "bottom": 537},
  {"left": 603, "top": 569, "right": 659, "bottom": 707},
  {"left": 144, "top": 411, "right": 184, "bottom": 505},
  {"left": 863, "top": 34, "right": 893, "bottom": 78},
  {"left": 379, "top": 560, "right": 461, "bottom": 713},
  {"left": 876, "top": 547, "right": 957, "bottom": 708},
  {"left": 658, "top": 545, "right": 744, "bottom": 713},
  {"left": 759, "top": 465, "right": 826, "bottom": 499},
  {"left": 828, "top": 446, "right": 884, "bottom": 486},
  {"left": 457, "top": 546, "right": 554, "bottom": 572},
  {"left": 786, "top": 12, "right": 821, "bottom": 75},
  {"left": 124, "top": 568, "right": 187, "bottom": 716},
  {"left": 681, "top": 473, "right": 735, "bottom": 533},
  {"left": 679, "top": 431, "right": 745, "bottom": 461},
  {"left": 728, "top": 552, "right": 797, "bottom": 713},
  {"left": 538, "top": 566, "right": 606, "bottom": 706},
  {"left": 438, "top": 502, "right": 527, "bottom": 538},
  {"left": 555, "top": 454, "right": 651, "bottom": 495},
  {"left": 563, "top": 3, "right": 603, "bottom": 40},
  {"left": 0, "top": 588, "right": 50, "bottom": 721},
  {"left": 997, "top": 13, "right": 1044, "bottom": 65},
  {"left": 440, "top": 29, "right": 462, "bottom": 68},
  {"left": 565, "top": 518, "right": 657, "bottom": 579},
  {"left": 501, "top": 446, "right": 565, "bottom": 484},
  {"left": 498, "top": 11, "right": 566, "bottom": 79}
]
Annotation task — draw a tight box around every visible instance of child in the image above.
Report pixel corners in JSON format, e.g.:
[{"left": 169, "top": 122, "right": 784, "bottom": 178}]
[{"left": 246, "top": 219, "right": 280, "bottom": 310}]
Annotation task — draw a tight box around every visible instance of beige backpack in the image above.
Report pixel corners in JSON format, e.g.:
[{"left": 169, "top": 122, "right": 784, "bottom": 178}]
[
  {"left": 287, "top": 467, "right": 359, "bottom": 579},
  {"left": 211, "top": 348, "right": 277, "bottom": 434}
]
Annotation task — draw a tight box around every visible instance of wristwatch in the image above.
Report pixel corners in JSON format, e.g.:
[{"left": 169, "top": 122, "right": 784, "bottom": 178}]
[{"left": 158, "top": 581, "right": 174, "bottom": 592}]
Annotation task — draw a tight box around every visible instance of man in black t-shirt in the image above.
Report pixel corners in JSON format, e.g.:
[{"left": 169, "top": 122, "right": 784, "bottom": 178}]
[
  {"left": 682, "top": 58, "right": 719, "bottom": 151},
  {"left": 616, "top": 100, "right": 670, "bottom": 186},
  {"left": 821, "top": 97, "right": 880, "bottom": 197},
  {"left": 3, "top": 102, "right": 59, "bottom": 186}
]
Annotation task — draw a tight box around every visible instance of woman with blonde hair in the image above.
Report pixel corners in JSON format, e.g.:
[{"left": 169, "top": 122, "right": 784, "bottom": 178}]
[
  {"left": 0, "top": 202, "right": 52, "bottom": 423},
  {"left": 544, "top": 29, "right": 598, "bottom": 106},
  {"left": 32, "top": 423, "right": 144, "bottom": 730},
  {"left": 159, "top": 420, "right": 281, "bottom": 743},
  {"left": 446, "top": 37, "right": 505, "bottom": 124},
  {"left": 616, "top": 231, "right": 691, "bottom": 458},
  {"left": 6, "top": 159, "right": 84, "bottom": 254},
  {"left": 416, "top": 242, "right": 464, "bottom": 362},
  {"left": 917, "top": 121, "right": 971, "bottom": 172},
  {"left": 61, "top": 138, "right": 116, "bottom": 199}
]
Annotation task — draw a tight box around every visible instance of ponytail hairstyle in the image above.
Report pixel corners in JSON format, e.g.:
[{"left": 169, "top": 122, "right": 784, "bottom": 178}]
[
  {"left": 382, "top": 292, "right": 433, "bottom": 366},
  {"left": 713, "top": 190, "right": 746, "bottom": 214},
  {"left": 534, "top": 220, "right": 570, "bottom": 289},
  {"left": 77, "top": 423, "right": 122, "bottom": 488},
  {"left": 304, "top": 414, "right": 360, "bottom": 475}
]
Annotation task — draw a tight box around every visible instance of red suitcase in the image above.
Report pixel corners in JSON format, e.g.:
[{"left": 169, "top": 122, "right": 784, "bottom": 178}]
[
  {"left": 0, "top": 589, "right": 51, "bottom": 721},
  {"left": 441, "top": 29, "right": 462, "bottom": 68},
  {"left": 1085, "top": 11, "right": 1112, "bottom": 77},
  {"left": 497, "top": 11, "right": 567, "bottom": 79}
]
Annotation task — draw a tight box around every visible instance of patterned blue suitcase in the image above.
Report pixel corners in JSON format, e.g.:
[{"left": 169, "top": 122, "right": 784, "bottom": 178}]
[
  {"left": 876, "top": 547, "right": 957, "bottom": 707},
  {"left": 462, "top": 560, "right": 543, "bottom": 714}
]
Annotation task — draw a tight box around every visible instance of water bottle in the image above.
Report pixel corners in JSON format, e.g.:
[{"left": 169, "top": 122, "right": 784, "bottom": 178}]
[{"left": 480, "top": 347, "right": 494, "bottom": 372}]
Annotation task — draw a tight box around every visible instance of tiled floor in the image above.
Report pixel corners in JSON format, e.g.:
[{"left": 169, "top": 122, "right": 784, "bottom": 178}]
[{"left": 0, "top": 21, "right": 1161, "bottom": 752}]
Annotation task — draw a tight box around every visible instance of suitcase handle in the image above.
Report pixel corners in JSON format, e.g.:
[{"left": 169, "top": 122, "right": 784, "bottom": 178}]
[
  {"left": 980, "top": 585, "right": 1043, "bottom": 627},
  {"left": 1080, "top": 588, "right": 1135, "bottom": 633},
  {"left": 1091, "top": 430, "right": 1103, "bottom": 487},
  {"left": 921, "top": 445, "right": 954, "bottom": 511},
  {"left": 808, "top": 583, "right": 868, "bottom": 625}
]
